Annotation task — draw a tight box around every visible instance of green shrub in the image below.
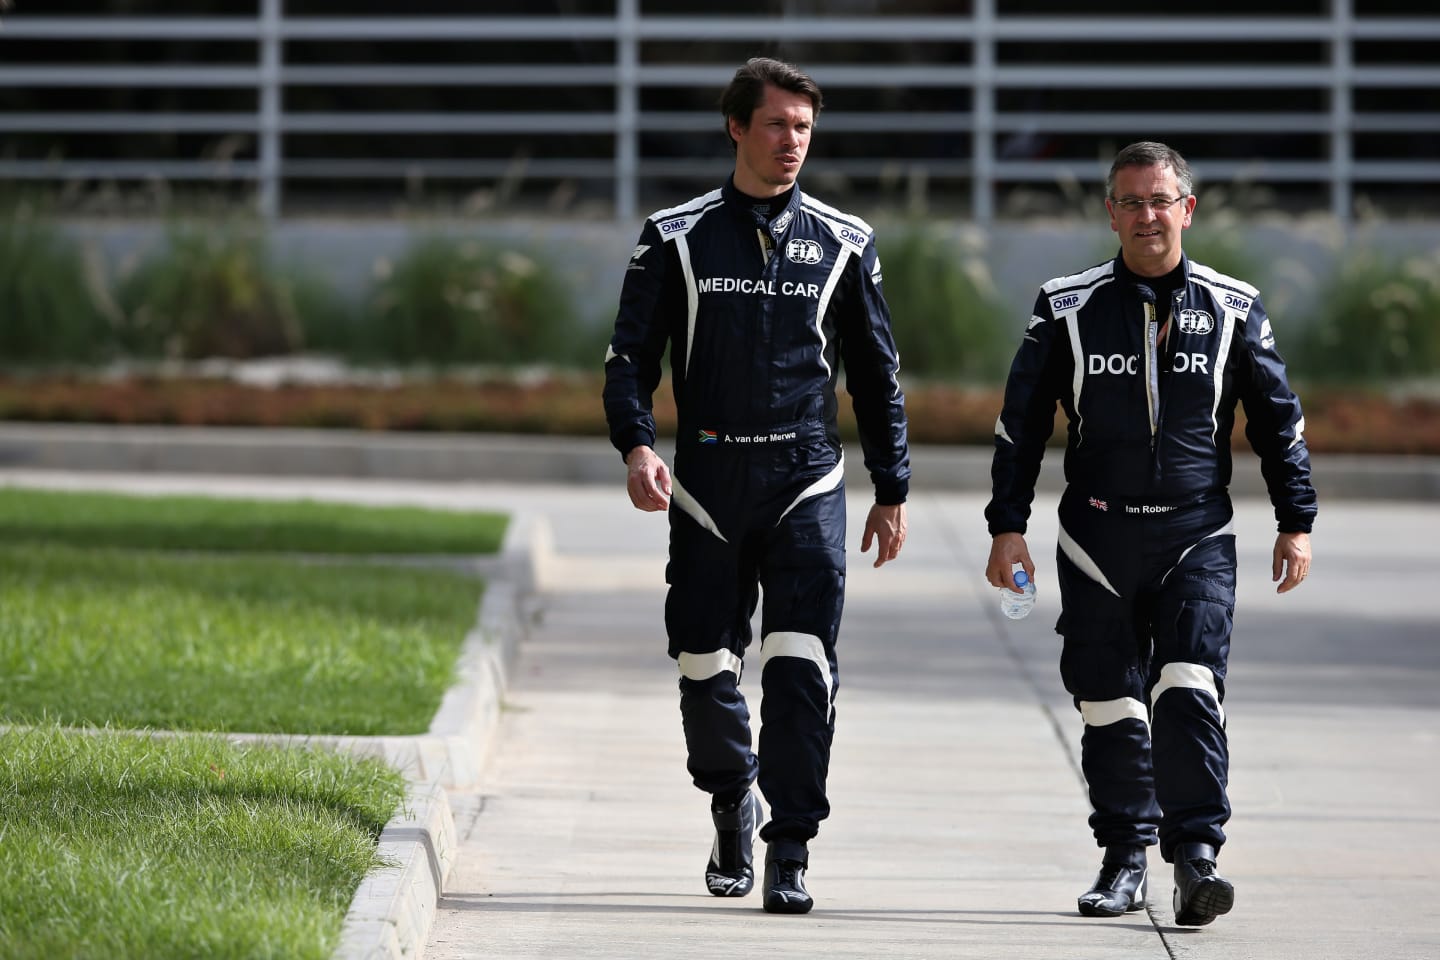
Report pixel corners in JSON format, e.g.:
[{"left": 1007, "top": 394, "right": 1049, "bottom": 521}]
[
  {"left": 1181, "top": 225, "right": 1274, "bottom": 292},
  {"left": 1293, "top": 249, "right": 1440, "bottom": 382},
  {"left": 286, "top": 268, "right": 360, "bottom": 357},
  {"left": 876, "top": 222, "right": 1011, "bottom": 382},
  {"left": 0, "top": 209, "right": 114, "bottom": 365},
  {"left": 358, "top": 235, "right": 578, "bottom": 366},
  {"left": 116, "top": 224, "right": 313, "bottom": 359}
]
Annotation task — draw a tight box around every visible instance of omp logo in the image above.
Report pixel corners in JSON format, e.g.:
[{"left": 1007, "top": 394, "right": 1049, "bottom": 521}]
[
  {"left": 785, "top": 239, "right": 823, "bottom": 264},
  {"left": 1223, "top": 293, "right": 1251, "bottom": 311},
  {"left": 772, "top": 210, "right": 794, "bottom": 234},
  {"left": 1088, "top": 353, "right": 1138, "bottom": 375},
  {"left": 1052, "top": 294, "right": 1080, "bottom": 312},
  {"left": 660, "top": 219, "right": 686, "bottom": 234},
  {"left": 1177, "top": 309, "right": 1214, "bottom": 335},
  {"left": 839, "top": 227, "right": 867, "bottom": 247}
]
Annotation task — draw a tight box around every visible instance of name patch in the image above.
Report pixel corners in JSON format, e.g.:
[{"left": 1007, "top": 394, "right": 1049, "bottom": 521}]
[{"left": 697, "top": 277, "right": 820, "bottom": 298}]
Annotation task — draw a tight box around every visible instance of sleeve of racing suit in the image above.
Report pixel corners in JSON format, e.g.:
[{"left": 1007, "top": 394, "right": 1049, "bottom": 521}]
[
  {"left": 1235, "top": 295, "right": 1318, "bottom": 533},
  {"left": 837, "top": 238, "right": 910, "bottom": 505},
  {"left": 985, "top": 290, "right": 1064, "bottom": 536},
  {"left": 602, "top": 219, "right": 675, "bottom": 461}
]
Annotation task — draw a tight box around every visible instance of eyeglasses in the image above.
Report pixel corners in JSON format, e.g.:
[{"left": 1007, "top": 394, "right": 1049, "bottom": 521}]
[{"left": 1110, "top": 195, "right": 1189, "bottom": 213}]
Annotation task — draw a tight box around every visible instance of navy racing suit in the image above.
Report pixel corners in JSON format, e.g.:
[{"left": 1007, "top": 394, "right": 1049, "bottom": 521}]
[
  {"left": 604, "top": 177, "right": 910, "bottom": 859},
  {"left": 986, "top": 253, "right": 1316, "bottom": 861}
]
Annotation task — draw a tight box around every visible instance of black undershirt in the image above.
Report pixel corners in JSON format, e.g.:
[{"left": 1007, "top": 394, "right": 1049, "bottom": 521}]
[{"left": 739, "top": 184, "right": 795, "bottom": 226}]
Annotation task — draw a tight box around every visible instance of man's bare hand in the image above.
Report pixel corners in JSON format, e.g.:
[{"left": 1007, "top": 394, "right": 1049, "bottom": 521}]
[
  {"left": 624, "top": 445, "right": 672, "bottom": 512},
  {"left": 861, "top": 502, "right": 906, "bottom": 568},
  {"left": 986, "top": 531, "right": 1035, "bottom": 592},
  {"left": 1272, "top": 531, "right": 1311, "bottom": 594}
]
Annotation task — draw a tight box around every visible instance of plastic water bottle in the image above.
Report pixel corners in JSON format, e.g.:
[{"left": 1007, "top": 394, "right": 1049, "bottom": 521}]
[{"left": 999, "top": 564, "right": 1036, "bottom": 620}]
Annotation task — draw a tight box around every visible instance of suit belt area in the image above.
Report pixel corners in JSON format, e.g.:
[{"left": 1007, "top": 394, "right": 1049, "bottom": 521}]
[
  {"left": 1068, "top": 488, "right": 1225, "bottom": 515},
  {"left": 680, "top": 418, "right": 826, "bottom": 448}
]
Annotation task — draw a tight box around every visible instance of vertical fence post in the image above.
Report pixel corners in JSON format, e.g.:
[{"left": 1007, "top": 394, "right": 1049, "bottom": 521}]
[
  {"left": 257, "top": 0, "right": 282, "bottom": 222},
  {"left": 615, "top": 0, "right": 640, "bottom": 222},
  {"left": 972, "top": 0, "right": 995, "bottom": 225},
  {"left": 1330, "top": 0, "right": 1353, "bottom": 227}
]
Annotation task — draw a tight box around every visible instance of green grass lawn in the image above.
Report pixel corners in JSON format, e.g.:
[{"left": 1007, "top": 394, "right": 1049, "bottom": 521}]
[
  {"left": 0, "top": 487, "right": 509, "bottom": 958},
  {"left": 0, "top": 724, "right": 408, "bottom": 960},
  {"left": 0, "top": 485, "right": 508, "bottom": 732},
  {"left": 0, "top": 543, "right": 482, "bottom": 734},
  {"left": 0, "top": 486, "right": 508, "bottom": 555}
]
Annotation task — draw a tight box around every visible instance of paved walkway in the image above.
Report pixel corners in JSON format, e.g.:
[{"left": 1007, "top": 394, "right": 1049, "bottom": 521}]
[{"left": 424, "top": 484, "right": 1440, "bottom": 960}]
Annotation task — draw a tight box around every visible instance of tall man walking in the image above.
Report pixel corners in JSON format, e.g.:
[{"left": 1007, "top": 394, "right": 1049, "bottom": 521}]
[
  {"left": 603, "top": 57, "right": 910, "bottom": 915},
  {"left": 985, "top": 141, "right": 1316, "bottom": 926}
]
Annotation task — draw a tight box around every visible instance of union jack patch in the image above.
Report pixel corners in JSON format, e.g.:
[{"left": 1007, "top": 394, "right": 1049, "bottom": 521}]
[
  {"left": 1088, "top": 497, "right": 1108, "bottom": 512},
  {"left": 698, "top": 429, "right": 718, "bottom": 444}
]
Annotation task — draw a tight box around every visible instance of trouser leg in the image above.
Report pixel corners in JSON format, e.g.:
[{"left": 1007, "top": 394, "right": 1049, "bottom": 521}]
[
  {"left": 1148, "top": 530, "right": 1236, "bottom": 862},
  {"left": 666, "top": 509, "right": 759, "bottom": 799},
  {"left": 755, "top": 486, "right": 846, "bottom": 861},
  {"left": 1056, "top": 506, "right": 1160, "bottom": 850}
]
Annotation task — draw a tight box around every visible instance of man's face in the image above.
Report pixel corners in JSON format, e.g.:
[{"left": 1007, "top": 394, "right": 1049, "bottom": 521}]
[
  {"left": 729, "top": 84, "right": 813, "bottom": 198},
  {"left": 1106, "top": 163, "right": 1196, "bottom": 277}
]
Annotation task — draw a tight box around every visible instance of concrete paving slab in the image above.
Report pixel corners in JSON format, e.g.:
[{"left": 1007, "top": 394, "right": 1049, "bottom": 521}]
[{"left": 422, "top": 485, "right": 1440, "bottom": 960}]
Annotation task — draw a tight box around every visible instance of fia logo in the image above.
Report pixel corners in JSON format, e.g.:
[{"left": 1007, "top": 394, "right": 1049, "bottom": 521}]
[
  {"left": 785, "top": 239, "right": 823, "bottom": 264},
  {"left": 1177, "top": 309, "right": 1214, "bottom": 335}
]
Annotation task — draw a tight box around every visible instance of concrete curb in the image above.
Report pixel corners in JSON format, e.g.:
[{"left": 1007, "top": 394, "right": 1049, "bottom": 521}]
[
  {"left": 326, "top": 509, "right": 538, "bottom": 960},
  {"left": 1, "top": 421, "right": 1435, "bottom": 500},
  {"left": 332, "top": 778, "right": 457, "bottom": 960}
]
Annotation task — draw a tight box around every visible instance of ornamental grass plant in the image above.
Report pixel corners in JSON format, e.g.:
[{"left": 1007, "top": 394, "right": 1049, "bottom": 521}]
[
  {"left": 1294, "top": 248, "right": 1440, "bottom": 382},
  {"left": 0, "top": 207, "right": 113, "bottom": 364}
]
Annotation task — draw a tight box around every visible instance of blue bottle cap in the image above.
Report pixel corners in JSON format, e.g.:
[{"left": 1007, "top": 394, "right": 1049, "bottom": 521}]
[{"left": 1014, "top": 570, "right": 1029, "bottom": 588}]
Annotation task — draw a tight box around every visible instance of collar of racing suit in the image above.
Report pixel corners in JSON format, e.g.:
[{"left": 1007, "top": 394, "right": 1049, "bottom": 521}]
[{"left": 722, "top": 176, "right": 801, "bottom": 230}]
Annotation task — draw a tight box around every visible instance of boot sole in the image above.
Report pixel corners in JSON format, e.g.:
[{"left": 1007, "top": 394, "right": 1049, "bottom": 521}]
[{"left": 1173, "top": 878, "right": 1234, "bottom": 926}]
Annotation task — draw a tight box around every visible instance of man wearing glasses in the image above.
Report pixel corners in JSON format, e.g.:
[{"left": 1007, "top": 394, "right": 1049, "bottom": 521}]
[{"left": 984, "top": 141, "right": 1316, "bottom": 927}]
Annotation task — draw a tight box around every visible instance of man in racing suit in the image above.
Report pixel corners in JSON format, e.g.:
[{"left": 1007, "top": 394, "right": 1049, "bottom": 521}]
[
  {"left": 985, "top": 142, "right": 1316, "bottom": 927},
  {"left": 603, "top": 58, "right": 910, "bottom": 915}
]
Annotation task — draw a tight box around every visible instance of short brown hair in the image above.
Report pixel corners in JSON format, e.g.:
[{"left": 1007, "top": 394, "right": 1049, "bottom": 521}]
[
  {"left": 719, "top": 57, "right": 823, "bottom": 147},
  {"left": 1107, "top": 141, "right": 1194, "bottom": 198}
]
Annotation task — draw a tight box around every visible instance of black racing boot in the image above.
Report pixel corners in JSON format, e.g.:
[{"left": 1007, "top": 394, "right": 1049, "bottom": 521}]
[
  {"left": 1172, "top": 842, "right": 1234, "bottom": 926},
  {"left": 1078, "top": 845, "right": 1148, "bottom": 917},
  {"left": 761, "top": 844, "right": 813, "bottom": 915},
  {"left": 705, "top": 789, "right": 762, "bottom": 897}
]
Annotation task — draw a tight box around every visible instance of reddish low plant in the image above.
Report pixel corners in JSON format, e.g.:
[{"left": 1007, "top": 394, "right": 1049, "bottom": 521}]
[{"left": 0, "top": 375, "right": 1434, "bottom": 455}]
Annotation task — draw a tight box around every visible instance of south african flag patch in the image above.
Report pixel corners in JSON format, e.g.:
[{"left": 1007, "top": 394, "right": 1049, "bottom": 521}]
[{"left": 698, "top": 429, "right": 718, "bottom": 444}]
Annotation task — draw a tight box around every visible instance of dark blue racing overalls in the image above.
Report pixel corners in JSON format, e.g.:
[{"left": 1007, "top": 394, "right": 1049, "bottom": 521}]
[
  {"left": 987, "top": 254, "right": 1316, "bottom": 862},
  {"left": 604, "top": 178, "right": 910, "bottom": 860}
]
